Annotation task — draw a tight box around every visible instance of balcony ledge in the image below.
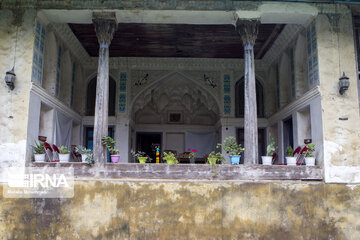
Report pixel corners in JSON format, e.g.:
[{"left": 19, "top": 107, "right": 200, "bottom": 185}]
[{"left": 31, "top": 162, "right": 322, "bottom": 181}]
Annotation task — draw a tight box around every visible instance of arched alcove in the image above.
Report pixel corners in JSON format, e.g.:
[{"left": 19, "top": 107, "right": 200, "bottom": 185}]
[
  {"left": 131, "top": 72, "right": 220, "bottom": 125},
  {"left": 42, "top": 31, "right": 57, "bottom": 95},
  {"left": 72, "top": 65, "right": 83, "bottom": 113},
  {"left": 294, "top": 33, "right": 307, "bottom": 97},
  {"left": 59, "top": 50, "right": 72, "bottom": 105},
  {"left": 279, "top": 52, "right": 291, "bottom": 108},
  {"left": 266, "top": 66, "right": 277, "bottom": 116},
  {"left": 86, "top": 76, "right": 116, "bottom": 116},
  {"left": 235, "top": 78, "right": 264, "bottom": 118}
]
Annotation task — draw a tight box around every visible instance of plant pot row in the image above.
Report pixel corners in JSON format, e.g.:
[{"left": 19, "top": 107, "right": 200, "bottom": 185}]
[
  {"left": 34, "top": 153, "right": 93, "bottom": 163},
  {"left": 261, "top": 156, "right": 315, "bottom": 166}
]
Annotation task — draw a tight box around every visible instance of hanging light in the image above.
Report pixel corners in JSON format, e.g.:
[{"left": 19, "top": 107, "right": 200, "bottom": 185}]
[
  {"left": 339, "top": 72, "right": 350, "bottom": 95},
  {"left": 5, "top": 21, "right": 19, "bottom": 91},
  {"left": 5, "top": 67, "right": 16, "bottom": 90}
]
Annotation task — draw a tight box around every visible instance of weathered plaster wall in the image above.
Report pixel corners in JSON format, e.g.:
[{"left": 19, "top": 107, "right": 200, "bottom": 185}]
[
  {"left": 316, "top": 9, "right": 360, "bottom": 183},
  {"left": 0, "top": 180, "right": 359, "bottom": 239},
  {"left": 0, "top": 10, "right": 36, "bottom": 168}
]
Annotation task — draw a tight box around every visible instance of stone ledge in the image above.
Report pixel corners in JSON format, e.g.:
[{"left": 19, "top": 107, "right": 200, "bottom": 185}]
[{"left": 31, "top": 163, "right": 322, "bottom": 181}]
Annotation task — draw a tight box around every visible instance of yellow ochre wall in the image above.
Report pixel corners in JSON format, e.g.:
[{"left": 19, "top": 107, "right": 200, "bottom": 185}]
[{"left": 0, "top": 181, "right": 359, "bottom": 240}]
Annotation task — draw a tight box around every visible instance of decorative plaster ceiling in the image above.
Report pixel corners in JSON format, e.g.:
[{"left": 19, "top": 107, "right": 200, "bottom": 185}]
[
  {"left": 133, "top": 73, "right": 219, "bottom": 125},
  {"left": 68, "top": 23, "right": 284, "bottom": 59}
]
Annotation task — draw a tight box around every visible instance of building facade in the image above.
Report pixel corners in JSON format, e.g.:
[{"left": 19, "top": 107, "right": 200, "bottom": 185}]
[{"left": 0, "top": 1, "right": 360, "bottom": 239}]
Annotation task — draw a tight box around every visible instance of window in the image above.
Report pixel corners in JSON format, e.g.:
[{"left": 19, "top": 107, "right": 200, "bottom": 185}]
[
  {"left": 31, "top": 20, "right": 46, "bottom": 84},
  {"left": 306, "top": 21, "right": 319, "bottom": 86},
  {"left": 235, "top": 78, "right": 264, "bottom": 117},
  {"left": 86, "top": 76, "right": 116, "bottom": 116}
]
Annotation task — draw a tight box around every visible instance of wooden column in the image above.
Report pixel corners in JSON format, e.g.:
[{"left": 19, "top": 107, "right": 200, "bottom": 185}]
[
  {"left": 92, "top": 13, "right": 117, "bottom": 167},
  {"left": 236, "top": 19, "right": 259, "bottom": 164}
]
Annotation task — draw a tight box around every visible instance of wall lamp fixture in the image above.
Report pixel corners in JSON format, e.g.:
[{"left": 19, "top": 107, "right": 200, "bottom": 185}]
[
  {"left": 339, "top": 72, "right": 350, "bottom": 95},
  {"left": 5, "top": 67, "right": 16, "bottom": 90}
]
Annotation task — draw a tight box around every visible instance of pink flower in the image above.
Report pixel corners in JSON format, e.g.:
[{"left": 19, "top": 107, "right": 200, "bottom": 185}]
[
  {"left": 187, "top": 148, "right": 191, "bottom": 152},
  {"left": 192, "top": 149, "right": 198, "bottom": 153}
]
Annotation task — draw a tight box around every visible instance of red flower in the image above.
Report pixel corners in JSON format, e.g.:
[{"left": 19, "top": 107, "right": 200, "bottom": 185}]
[
  {"left": 44, "top": 142, "right": 53, "bottom": 152},
  {"left": 192, "top": 149, "right": 198, "bottom": 153},
  {"left": 300, "top": 146, "right": 308, "bottom": 154},
  {"left": 52, "top": 144, "right": 60, "bottom": 153},
  {"left": 187, "top": 148, "right": 191, "bottom": 152},
  {"left": 293, "top": 147, "right": 301, "bottom": 156}
]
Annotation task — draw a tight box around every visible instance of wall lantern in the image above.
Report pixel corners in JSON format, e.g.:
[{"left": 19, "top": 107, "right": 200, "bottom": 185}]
[
  {"left": 339, "top": 72, "right": 350, "bottom": 95},
  {"left": 5, "top": 67, "right": 16, "bottom": 90}
]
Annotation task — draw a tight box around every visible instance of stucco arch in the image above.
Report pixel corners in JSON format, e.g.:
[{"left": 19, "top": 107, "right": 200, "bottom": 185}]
[
  {"left": 83, "top": 71, "right": 118, "bottom": 115},
  {"left": 130, "top": 71, "right": 221, "bottom": 115},
  {"left": 130, "top": 71, "right": 221, "bottom": 125},
  {"left": 235, "top": 76, "right": 265, "bottom": 117},
  {"left": 86, "top": 75, "right": 117, "bottom": 116}
]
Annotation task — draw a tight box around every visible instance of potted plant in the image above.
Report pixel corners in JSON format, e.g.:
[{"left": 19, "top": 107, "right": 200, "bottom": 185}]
[
  {"left": 262, "top": 136, "right": 276, "bottom": 165},
  {"left": 59, "top": 146, "right": 71, "bottom": 162},
  {"left": 75, "top": 145, "right": 93, "bottom": 163},
  {"left": 102, "top": 136, "right": 120, "bottom": 163},
  {"left": 285, "top": 146, "right": 296, "bottom": 166},
  {"left": 163, "top": 152, "right": 178, "bottom": 164},
  {"left": 131, "top": 150, "right": 150, "bottom": 163},
  {"left": 187, "top": 148, "right": 197, "bottom": 164},
  {"left": 304, "top": 144, "right": 315, "bottom": 166},
  {"left": 207, "top": 151, "right": 225, "bottom": 177},
  {"left": 32, "top": 142, "right": 45, "bottom": 162},
  {"left": 217, "top": 136, "right": 244, "bottom": 164}
]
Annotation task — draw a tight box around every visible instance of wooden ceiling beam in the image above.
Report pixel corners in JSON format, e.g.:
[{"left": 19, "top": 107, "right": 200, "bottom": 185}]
[
  {"left": 69, "top": 23, "right": 283, "bottom": 59},
  {"left": 255, "top": 24, "right": 284, "bottom": 59}
]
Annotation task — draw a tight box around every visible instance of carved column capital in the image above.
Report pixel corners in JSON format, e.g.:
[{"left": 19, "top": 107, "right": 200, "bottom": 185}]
[
  {"left": 236, "top": 19, "right": 260, "bottom": 46},
  {"left": 92, "top": 12, "right": 118, "bottom": 47},
  {"left": 325, "top": 13, "right": 341, "bottom": 33}
]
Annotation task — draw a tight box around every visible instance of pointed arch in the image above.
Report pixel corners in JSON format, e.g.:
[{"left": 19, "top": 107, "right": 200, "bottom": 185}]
[
  {"left": 130, "top": 71, "right": 221, "bottom": 116},
  {"left": 235, "top": 77, "right": 264, "bottom": 117},
  {"left": 86, "top": 76, "right": 116, "bottom": 116}
]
